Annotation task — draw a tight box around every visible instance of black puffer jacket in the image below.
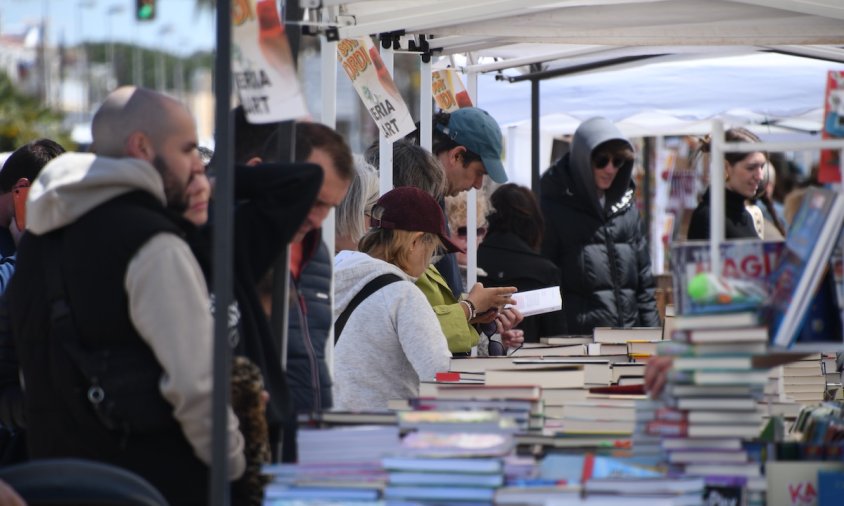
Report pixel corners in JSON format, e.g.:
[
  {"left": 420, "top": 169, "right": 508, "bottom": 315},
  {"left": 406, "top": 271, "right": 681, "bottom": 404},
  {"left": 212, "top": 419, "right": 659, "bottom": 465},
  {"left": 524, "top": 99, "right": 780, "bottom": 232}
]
[
  {"left": 540, "top": 117, "right": 660, "bottom": 334},
  {"left": 686, "top": 187, "right": 760, "bottom": 240}
]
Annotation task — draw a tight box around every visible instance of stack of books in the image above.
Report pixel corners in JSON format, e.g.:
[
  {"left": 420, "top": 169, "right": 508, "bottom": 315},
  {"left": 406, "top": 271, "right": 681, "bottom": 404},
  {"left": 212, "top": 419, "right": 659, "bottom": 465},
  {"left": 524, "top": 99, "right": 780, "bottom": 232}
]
[
  {"left": 768, "top": 353, "right": 826, "bottom": 404},
  {"left": 412, "top": 383, "right": 544, "bottom": 431},
  {"left": 382, "top": 424, "right": 514, "bottom": 503},
  {"left": 592, "top": 327, "right": 662, "bottom": 383},
  {"left": 264, "top": 425, "right": 400, "bottom": 502},
  {"left": 646, "top": 310, "right": 769, "bottom": 484}
]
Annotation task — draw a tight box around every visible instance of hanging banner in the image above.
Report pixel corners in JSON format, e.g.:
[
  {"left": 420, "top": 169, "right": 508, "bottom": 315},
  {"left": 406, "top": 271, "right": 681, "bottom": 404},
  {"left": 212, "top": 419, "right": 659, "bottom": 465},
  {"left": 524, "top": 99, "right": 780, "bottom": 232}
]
[
  {"left": 819, "top": 70, "right": 844, "bottom": 183},
  {"left": 337, "top": 38, "right": 416, "bottom": 141},
  {"left": 231, "top": 0, "right": 308, "bottom": 123},
  {"left": 432, "top": 69, "right": 473, "bottom": 112}
]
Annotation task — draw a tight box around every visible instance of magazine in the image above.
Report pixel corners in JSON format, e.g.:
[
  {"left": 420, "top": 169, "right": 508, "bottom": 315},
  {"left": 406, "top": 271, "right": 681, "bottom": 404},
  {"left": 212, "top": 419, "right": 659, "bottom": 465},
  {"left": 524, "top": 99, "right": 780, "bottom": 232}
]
[
  {"left": 670, "top": 239, "right": 783, "bottom": 315},
  {"left": 766, "top": 188, "right": 844, "bottom": 349}
]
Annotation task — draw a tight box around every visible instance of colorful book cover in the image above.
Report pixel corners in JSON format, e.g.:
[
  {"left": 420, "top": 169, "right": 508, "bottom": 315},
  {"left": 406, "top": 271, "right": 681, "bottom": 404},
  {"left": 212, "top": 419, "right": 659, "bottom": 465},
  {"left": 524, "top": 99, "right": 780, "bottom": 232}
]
[
  {"left": 818, "top": 470, "right": 844, "bottom": 506},
  {"left": 766, "top": 188, "right": 844, "bottom": 349},
  {"left": 819, "top": 71, "right": 844, "bottom": 184},
  {"left": 670, "top": 239, "right": 783, "bottom": 315}
]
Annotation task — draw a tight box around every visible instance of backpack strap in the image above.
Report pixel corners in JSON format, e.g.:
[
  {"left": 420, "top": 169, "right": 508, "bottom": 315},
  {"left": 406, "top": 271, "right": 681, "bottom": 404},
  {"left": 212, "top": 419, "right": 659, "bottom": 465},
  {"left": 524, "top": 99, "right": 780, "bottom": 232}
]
[{"left": 334, "top": 273, "right": 402, "bottom": 344}]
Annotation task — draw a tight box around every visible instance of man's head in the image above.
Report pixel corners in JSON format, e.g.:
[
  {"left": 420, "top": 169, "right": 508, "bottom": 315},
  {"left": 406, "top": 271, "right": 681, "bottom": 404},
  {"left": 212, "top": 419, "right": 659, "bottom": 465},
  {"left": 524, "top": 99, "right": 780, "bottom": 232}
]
[
  {"left": 0, "top": 138, "right": 65, "bottom": 227},
  {"left": 431, "top": 108, "right": 506, "bottom": 196},
  {"left": 292, "top": 121, "right": 353, "bottom": 243},
  {"left": 91, "top": 86, "right": 204, "bottom": 214}
]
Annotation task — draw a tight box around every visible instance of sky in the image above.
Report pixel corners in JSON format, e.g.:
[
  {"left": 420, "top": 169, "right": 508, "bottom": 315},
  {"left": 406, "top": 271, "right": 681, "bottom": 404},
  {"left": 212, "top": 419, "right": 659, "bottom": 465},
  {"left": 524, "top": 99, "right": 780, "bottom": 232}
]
[{"left": 0, "top": 0, "right": 216, "bottom": 56}]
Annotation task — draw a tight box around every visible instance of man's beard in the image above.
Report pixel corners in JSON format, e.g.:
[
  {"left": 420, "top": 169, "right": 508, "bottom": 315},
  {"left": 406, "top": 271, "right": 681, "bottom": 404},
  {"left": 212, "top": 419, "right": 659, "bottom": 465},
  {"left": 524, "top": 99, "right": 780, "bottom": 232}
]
[{"left": 152, "top": 155, "right": 189, "bottom": 215}]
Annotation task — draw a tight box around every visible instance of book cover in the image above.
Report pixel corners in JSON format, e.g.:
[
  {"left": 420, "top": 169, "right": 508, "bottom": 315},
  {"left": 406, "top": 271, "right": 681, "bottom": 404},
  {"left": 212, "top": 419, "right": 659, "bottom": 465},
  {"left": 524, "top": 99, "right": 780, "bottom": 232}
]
[
  {"left": 818, "top": 470, "right": 844, "bottom": 506},
  {"left": 670, "top": 239, "right": 783, "bottom": 315},
  {"left": 398, "top": 431, "right": 514, "bottom": 458},
  {"left": 819, "top": 71, "right": 844, "bottom": 183},
  {"left": 766, "top": 188, "right": 844, "bottom": 349},
  {"left": 767, "top": 461, "right": 844, "bottom": 506}
]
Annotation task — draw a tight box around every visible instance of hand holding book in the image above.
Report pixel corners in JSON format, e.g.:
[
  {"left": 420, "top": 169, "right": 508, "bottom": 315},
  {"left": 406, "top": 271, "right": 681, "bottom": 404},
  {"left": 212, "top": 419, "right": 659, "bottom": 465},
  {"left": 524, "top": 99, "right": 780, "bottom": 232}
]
[{"left": 464, "top": 283, "right": 517, "bottom": 322}]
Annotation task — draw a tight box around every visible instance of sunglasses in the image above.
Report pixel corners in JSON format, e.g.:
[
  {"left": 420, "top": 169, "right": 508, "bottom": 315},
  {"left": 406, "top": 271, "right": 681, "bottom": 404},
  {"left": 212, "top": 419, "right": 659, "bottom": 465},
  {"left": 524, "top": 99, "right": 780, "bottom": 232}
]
[
  {"left": 593, "top": 153, "right": 630, "bottom": 169},
  {"left": 457, "top": 226, "right": 487, "bottom": 237}
]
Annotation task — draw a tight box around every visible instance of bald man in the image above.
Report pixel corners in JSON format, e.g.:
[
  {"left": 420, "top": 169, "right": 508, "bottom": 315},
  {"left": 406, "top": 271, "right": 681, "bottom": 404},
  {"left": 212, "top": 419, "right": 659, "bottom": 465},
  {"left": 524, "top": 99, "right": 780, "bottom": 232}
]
[{"left": 7, "top": 86, "right": 245, "bottom": 505}]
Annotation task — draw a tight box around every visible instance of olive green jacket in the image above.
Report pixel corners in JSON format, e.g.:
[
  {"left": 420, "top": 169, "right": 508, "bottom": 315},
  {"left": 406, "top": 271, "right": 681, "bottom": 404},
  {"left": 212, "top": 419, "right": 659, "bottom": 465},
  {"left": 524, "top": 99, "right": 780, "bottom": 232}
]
[{"left": 415, "top": 265, "right": 479, "bottom": 354}]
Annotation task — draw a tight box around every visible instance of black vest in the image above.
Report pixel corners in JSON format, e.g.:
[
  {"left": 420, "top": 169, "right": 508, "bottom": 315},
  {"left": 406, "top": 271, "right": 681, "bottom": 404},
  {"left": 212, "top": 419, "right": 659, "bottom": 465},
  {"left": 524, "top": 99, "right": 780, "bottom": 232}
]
[{"left": 9, "top": 191, "right": 209, "bottom": 505}]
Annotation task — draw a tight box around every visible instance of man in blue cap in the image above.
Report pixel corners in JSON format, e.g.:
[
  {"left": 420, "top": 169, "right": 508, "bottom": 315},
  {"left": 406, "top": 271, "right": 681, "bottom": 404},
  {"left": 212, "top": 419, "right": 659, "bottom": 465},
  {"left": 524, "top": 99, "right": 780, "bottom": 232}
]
[
  {"left": 429, "top": 107, "right": 508, "bottom": 296},
  {"left": 432, "top": 107, "right": 508, "bottom": 198},
  {"left": 415, "top": 107, "right": 523, "bottom": 357}
]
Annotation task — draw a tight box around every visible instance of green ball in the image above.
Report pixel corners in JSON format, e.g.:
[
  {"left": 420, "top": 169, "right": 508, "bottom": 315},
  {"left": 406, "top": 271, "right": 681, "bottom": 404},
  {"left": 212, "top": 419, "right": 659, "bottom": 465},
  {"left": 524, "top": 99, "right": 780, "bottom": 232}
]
[{"left": 687, "top": 273, "right": 711, "bottom": 300}]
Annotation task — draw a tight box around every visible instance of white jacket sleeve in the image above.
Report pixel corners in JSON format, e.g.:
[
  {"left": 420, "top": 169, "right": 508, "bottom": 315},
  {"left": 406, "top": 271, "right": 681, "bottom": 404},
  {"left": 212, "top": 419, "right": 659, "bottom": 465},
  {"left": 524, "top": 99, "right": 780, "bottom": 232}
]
[{"left": 126, "top": 233, "right": 246, "bottom": 480}]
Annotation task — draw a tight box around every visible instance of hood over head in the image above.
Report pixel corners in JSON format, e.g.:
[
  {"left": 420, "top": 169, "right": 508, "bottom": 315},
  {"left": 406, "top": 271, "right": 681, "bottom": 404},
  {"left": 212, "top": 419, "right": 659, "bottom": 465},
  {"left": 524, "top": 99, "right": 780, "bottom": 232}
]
[
  {"left": 27, "top": 152, "right": 165, "bottom": 235},
  {"left": 568, "top": 117, "right": 634, "bottom": 216}
]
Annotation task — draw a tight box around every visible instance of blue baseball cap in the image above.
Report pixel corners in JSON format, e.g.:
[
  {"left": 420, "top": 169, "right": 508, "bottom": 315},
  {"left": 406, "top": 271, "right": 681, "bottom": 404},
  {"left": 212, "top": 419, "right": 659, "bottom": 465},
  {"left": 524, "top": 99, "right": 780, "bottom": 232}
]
[{"left": 436, "top": 107, "right": 507, "bottom": 184}]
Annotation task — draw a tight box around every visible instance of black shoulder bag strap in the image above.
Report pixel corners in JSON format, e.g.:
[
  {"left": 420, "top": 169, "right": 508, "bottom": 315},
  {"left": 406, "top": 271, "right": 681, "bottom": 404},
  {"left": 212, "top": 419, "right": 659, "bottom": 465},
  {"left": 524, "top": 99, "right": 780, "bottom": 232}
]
[{"left": 334, "top": 273, "right": 402, "bottom": 344}]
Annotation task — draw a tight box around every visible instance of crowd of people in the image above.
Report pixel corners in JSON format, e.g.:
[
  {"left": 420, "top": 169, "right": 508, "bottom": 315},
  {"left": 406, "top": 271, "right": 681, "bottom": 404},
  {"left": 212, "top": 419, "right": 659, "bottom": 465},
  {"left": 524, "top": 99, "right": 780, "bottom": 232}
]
[{"left": 0, "top": 83, "right": 814, "bottom": 504}]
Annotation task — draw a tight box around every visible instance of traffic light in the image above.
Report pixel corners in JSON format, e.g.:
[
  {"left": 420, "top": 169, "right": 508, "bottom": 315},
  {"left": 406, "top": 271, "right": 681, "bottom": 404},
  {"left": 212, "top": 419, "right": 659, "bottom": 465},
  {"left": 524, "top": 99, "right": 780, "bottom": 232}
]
[{"left": 136, "top": 0, "right": 156, "bottom": 21}]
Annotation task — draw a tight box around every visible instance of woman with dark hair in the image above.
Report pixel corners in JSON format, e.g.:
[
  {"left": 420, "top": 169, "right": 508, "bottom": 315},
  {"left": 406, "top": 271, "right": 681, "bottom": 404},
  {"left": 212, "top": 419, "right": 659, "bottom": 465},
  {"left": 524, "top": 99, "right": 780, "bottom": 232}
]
[
  {"left": 687, "top": 127, "right": 781, "bottom": 240},
  {"left": 478, "top": 184, "right": 565, "bottom": 342}
]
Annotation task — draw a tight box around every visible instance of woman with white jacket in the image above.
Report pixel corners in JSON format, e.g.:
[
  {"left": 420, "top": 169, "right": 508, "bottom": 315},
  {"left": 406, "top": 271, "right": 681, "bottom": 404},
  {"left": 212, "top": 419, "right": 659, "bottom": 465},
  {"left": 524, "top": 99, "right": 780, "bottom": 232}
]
[{"left": 332, "top": 187, "right": 460, "bottom": 410}]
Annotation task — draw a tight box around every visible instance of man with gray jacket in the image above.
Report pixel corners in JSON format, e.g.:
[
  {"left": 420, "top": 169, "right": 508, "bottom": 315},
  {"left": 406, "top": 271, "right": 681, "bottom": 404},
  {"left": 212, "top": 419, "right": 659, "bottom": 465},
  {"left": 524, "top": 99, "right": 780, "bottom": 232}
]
[{"left": 8, "top": 86, "right": 245, "bottom": 505}]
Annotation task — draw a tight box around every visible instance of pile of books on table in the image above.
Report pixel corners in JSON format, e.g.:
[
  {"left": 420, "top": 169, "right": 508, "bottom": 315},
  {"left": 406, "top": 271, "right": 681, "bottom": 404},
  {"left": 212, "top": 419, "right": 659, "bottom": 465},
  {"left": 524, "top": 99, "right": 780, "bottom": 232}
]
[{"left": 644, "top": 310, "right": 771, "bottom": 505}]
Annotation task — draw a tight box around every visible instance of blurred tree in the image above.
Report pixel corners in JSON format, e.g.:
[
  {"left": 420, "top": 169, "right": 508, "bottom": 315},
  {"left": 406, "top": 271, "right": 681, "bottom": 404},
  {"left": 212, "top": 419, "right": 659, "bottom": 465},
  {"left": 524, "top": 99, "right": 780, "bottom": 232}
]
[
  {"left": 84, "top": 42, "right": 213, "bottom": 91},
  {"left": 0, "top": 73, "right": 75, "bottom": 152}
]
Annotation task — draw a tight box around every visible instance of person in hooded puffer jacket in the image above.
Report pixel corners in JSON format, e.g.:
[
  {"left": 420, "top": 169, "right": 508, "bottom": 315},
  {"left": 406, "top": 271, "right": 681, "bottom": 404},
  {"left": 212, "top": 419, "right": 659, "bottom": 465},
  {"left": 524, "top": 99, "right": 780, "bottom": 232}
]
[{"left": 540, "top": 117, "right": 660, "bottom": 335}]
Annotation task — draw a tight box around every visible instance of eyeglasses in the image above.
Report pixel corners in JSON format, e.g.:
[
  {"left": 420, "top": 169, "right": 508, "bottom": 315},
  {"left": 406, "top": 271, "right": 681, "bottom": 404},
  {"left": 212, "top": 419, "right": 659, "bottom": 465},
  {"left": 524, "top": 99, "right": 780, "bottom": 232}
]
[
  {"left": 457, "top": 226, "right": 487, "bottom": 237},
  {"left": 593, "top": 153, "right": 630, "bottom": 169}
]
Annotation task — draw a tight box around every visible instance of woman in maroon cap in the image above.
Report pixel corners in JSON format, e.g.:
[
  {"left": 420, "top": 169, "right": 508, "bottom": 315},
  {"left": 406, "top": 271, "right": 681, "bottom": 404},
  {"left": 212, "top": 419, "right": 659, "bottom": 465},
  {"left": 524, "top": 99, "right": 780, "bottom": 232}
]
[{"left": 332, "top": 187, "right": 459, "bottom": 410}]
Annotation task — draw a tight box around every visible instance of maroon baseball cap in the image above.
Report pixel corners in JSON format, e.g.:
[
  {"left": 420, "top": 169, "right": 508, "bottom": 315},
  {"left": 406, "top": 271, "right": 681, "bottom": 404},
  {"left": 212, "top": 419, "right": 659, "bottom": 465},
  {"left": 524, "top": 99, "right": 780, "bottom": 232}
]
[{"left": 371, "top": 186, "right": 464, "bottom": 253}]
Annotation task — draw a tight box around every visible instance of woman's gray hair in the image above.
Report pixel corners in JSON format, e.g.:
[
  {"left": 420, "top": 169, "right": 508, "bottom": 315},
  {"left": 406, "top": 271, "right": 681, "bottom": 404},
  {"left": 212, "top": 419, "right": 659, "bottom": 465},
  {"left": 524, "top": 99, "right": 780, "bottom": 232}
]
[
  {"left": 336, "top": 154, "right": 380, "bottom": 244},
  {"left": 367, "top": 139, "right": 446, "bottom": 200}
]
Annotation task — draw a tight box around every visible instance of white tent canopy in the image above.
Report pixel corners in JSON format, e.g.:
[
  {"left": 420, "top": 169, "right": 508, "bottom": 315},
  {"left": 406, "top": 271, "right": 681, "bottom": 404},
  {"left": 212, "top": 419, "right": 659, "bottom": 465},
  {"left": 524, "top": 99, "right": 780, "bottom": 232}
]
[
  {"left": 321, "top": 0, "right": 844, "bottom": 180},
  {"left": 314, "top": 0, "right": 844, "bottom": 281},
  {"left": 333, "top": 0, "right": 844, "bottom": 51},
  {"left": 472, "top": 52, "right": 842, "bottom": 186}
]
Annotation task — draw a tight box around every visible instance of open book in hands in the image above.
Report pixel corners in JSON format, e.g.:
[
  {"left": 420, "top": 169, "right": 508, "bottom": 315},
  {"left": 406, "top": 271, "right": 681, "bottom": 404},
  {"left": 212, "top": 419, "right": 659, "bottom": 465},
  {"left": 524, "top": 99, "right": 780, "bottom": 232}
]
[{"left": 507, "top": 286, "right": 562, "bottom": 317}]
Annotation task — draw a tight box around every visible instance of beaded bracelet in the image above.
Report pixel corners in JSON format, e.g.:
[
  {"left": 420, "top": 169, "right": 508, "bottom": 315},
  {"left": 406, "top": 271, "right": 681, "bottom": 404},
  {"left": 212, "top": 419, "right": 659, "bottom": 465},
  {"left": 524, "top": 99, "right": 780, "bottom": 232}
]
[{"left": 461, "top": 299, "right": 477, "bottom": 320}]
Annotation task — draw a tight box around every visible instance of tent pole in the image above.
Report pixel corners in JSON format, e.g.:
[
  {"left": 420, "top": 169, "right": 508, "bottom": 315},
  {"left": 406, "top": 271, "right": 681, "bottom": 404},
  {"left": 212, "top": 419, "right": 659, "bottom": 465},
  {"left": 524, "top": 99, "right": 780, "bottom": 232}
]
[
  {"left": 709, "top": 120, "right": 725, "bottom": 274},
  {"left": 531, "top": 78, "right": 540, "bottom": 195},
  {"left": 642, "top": 136, "right": 653, "bottom": 256},
  {"left": 420, "top": 54, "right": 432, "bottom": 151},
  {"left": 378, "top": 37, "right": 394, "bottom": 196},
  {"left": 466, "top": 54, "right": 478, "bottom": 290},
  {"left": 210, "top": 0, "right": 234, "bottom": 503},
  {"left": 321, "top": 19, "right": 338, "bottom": 379}
]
